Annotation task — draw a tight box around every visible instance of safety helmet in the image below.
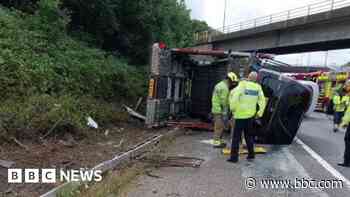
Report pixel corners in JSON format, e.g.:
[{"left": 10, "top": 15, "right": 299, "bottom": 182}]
[{"left": 227, "top": 72, "right": 239, "bottom": 82}]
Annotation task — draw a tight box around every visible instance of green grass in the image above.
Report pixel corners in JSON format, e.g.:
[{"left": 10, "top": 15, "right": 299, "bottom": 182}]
[{"left": 0, "top": 3, "right": 147, "bottom": 141}]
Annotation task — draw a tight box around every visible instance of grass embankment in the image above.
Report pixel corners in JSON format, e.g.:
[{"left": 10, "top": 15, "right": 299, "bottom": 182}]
[
  {"left": 58, "top": 134, "right": 176, "bottom": 197},
  {"left": 0, "top": 3, "right": 147, "bottom": 142}
]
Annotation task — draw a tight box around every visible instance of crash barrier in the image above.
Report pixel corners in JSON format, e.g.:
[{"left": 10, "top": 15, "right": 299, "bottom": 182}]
[
  {"left": 195, "top": 0, "right": 350, "bottom": 43},
  {"left": 40, "top": 129, "right": 183, "bottom": 197}
]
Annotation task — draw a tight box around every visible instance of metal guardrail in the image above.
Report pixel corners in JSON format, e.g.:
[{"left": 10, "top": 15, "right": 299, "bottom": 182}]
[{"left": 195, "top": 0, "right": 350, "bottom": 43}]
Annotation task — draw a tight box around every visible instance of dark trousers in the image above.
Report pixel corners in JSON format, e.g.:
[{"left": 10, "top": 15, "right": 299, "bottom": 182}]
[
  {"left": 344, "top": 125, "right": 350, "bottom": 164},
  {"left": 334, "top": 111, "right": 344, "bottom": 124},
  {"left": 230, "top": 118, "right": 254, "bottom": 159}
]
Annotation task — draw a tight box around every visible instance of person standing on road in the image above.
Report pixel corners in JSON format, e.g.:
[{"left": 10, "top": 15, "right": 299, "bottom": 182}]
[
  {"left": 333, "top": 84, "right": 350, "bottom": 132},
  {"left": 339, "top": 103, "right": 350, "bottom": 167},
  {"left": 227, "top": 72, "right": 266, "bottom": 163},
  {"left": 211, "top": 72, "right": 239, "bottom": 148},
  {"left": 338, "top": 81, "right": 350, "bottom": 167}
]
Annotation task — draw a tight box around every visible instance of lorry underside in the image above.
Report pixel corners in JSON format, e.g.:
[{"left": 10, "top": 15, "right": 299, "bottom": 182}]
[{"left": 146, "top": 43, "right": 312, "bottom": 145}]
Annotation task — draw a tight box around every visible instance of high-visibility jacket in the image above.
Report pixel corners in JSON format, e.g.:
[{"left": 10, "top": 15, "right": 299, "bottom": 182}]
[
  {"left": 341, "top": 103, "right": 350, "bottom": 127},
  {"left": 333, "top": 95, "right": 349, "bottom": 112},
  {"left": 211, "top": 80, "right": 229, "bottom": 115},
  {"left": 229, "top": 80, "right": 266, "bottom": 119}
]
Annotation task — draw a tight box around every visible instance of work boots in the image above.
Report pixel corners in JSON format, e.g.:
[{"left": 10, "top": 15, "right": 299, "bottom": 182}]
[
  {"left": 212, "top": 139, "right": 226, "bottom": 148},
  {"left": 227, "top": 149, "right": 239, "bottom": 163},
  {"left": 227, "top": 155, "right": 255, "bottom": 163},
  {"left": 227, "top": 157, "right": 238, "bottom": 163},
  {"left": 334, "top": 124, "right": 339, "bottom": 133},
  {"left": 247, "top": 154, "right": 255, "bottom": 161}
]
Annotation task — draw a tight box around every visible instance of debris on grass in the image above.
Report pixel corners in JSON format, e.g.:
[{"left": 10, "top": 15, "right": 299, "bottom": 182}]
[
  {"left": 42, "top": 118, "right": 63, "bottom": 139},
  {"left": 0, "top": 125, "right": 160, "bottom": 196},
  {"left": 145, "top": 170, "right": 162, "bottom": 179},
  {"left": 87, "top": 117, "right": 99, "bottom": 129},
  {"left": 140, "top": 156, "right": 205, "bottom": 168},
  {"left": 113, "top": 139, "right": 124, "bottom": 148},
  {"left": 75, "top": 129, "right": 178, "bottom": 197},
  {"left": 123, "top": 105, "right": 146, "bottom": 121},
  {"left": 11, "top": 137, "right": 30, "bottom": 152}
]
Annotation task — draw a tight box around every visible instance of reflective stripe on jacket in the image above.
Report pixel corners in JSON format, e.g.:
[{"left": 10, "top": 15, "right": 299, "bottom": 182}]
[
  {"left": 211, "top": 80, "right": 229, "bottom": 115},
  {"left": 333, "top": 95, "right": 349, "bottom": 112},
  {"left": 229, "top": 80, "right": 266, "bottom": 119}
]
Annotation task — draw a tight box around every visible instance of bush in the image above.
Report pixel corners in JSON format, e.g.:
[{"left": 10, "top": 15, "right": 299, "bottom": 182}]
[
  {"left": 0, "top": 3, "right": 147, "bottom": 101},
  {"left": 0, "top": 2, "right": 147, "bottom": 141},
  {"left": 0, "top": 94, "right": 129, "bottom": 141}
]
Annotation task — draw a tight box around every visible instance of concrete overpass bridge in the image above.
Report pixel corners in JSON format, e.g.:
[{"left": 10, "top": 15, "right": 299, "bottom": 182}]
[{"left": 195, "top": 0, "right": 350, "bottom": 54}]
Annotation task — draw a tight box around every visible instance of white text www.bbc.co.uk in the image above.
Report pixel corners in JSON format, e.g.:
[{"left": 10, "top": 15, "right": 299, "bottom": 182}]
[{"left": 244, "top": 177, "right": 344, "bottom": 191}]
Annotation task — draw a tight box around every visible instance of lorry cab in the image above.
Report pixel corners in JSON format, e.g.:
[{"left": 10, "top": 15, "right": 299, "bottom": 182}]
[{"left": 256, "top": 69, "right": 311, "bottom": 144}]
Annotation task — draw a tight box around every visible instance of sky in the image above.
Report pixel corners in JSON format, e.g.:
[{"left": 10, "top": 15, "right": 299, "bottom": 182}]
[{"left": 185, "top": 0, "right": 350, "bottom": 67}]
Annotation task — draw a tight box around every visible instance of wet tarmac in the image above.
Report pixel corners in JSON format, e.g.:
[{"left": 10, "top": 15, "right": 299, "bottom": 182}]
[{"left": 126, "top": 112, "right": 350, "bottom": 197}]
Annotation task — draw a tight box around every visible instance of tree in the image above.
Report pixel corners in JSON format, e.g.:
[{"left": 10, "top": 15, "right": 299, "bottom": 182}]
[
  {"left": 1, "top": 0, "right": 209, "bottom": 64},
  {"left": 0, "top": 0, "right": 39, "bottom": 12}
]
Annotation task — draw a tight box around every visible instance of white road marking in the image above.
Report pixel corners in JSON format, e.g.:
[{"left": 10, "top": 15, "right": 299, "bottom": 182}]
[
  {"left": 241, "top": 146, "right": 329, "bottom": 196},
  {"left": 295, "top": 137, "right": 350, "bottom": 188}
]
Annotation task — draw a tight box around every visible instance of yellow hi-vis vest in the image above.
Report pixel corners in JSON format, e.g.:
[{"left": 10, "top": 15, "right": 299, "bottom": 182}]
[
  {"left": 333, "top": 95, "right": 350, "bottom": 112},
  {"left": 229, "top": 80, "right": 266, "bottom": 119},
  {"left": 211, "top": 80, "right": 229, "bottom": 115},
  {"left": 341, "top": 102, "right": 350, "bottom": 127}
]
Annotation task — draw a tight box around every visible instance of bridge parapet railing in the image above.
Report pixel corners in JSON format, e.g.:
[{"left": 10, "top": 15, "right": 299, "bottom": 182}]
[{"left": 194, "top": 0, "right": 350, "bottom": 43}]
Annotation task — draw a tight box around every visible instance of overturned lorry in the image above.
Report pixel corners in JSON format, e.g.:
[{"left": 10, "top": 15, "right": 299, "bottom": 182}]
[{"left": 146, "top": 43, "right": 312, "bottom": 145}]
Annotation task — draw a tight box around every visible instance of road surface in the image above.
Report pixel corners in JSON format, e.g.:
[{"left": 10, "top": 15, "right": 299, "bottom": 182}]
[
  {"left": 297, "top": 112, "right": 350, "bottom": 183},
  {"left": 126, "top": 112, "right": 350, "bottom": 197}
]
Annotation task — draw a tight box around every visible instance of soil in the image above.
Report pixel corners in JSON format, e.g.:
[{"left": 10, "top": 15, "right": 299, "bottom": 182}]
[{"left": 0, "top": 121, "right": 164, "bottom": 197}]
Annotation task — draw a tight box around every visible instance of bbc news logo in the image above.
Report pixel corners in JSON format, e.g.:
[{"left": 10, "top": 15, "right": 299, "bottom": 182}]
[{"left": 8, "top": 168, "right": 103, "bottom": 183}]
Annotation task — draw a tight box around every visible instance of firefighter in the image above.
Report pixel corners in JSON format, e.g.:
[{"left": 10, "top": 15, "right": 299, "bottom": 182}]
[
  {"left": 333, "top": 83, "right": 350, "bottom": 132},
  {"left": 227, "top": 72, "right": 266, "bottom": 163},
  {"left": 211, "top": 72, "right": 239, "bottom": 148}
]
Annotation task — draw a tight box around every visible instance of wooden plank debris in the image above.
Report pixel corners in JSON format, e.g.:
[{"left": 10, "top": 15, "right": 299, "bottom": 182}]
[
  {"left": 123, "top": 105, "right": 146, "bottom": 120},
  {"left": 12, "top": 137, "right": 29, "bottom": 152},
  {"left": 135, "top": 97, "right": 143, "bottom": 111}
]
